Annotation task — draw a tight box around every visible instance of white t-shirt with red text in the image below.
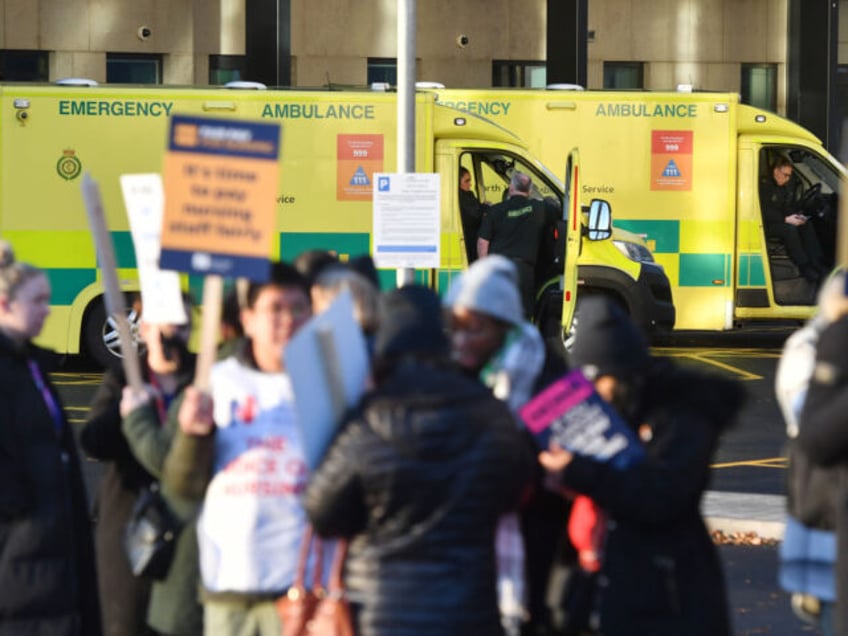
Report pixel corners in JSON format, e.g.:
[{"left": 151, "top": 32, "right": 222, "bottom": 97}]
[{"left": 197, "top": 357, "right": 309, "bottom": 594}]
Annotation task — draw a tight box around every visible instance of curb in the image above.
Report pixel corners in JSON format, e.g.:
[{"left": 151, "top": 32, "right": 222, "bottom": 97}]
[
  {"left": 702, "top": 491, "right": 786, "bottom": 541},
  {"left": 705, "top": 516, "right": 785, "bottom": 541}
]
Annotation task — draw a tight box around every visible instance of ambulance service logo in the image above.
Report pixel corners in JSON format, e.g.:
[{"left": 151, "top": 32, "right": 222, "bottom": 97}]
[
  {"left": 650, "top": 130, "right": 692, "bottom": 191},
  {"left": 57, "top": 149, "right": 82, "bottom": 181},
  {"left": 350, "top": 166, "right": 371, "bottom": 186},
  {"left": 337, "top": 134, "right": 383, "bottom": 201},
  {"left": 662, "top": 160, "right": 682, "bottom": 178}
]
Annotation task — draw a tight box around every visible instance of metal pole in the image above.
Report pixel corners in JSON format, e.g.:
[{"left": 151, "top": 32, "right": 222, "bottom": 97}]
[
  {"left": 396, "top": 0, "right": 417, "bottom": 286},
  {"left": 838, "top": 119, "right": 848, "bottom": 267}
]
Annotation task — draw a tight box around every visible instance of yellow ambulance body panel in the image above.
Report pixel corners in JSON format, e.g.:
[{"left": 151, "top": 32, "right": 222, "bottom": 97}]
[
  {"left": 0, "top": 84, "right": 594, "bottom": 362},
  {"left": 433, "top": 88, "right": 846, "bottom": 331}
]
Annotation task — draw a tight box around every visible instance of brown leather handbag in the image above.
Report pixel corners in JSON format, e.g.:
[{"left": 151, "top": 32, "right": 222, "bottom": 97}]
[
  {"left": 308, "top": 540, "right": 354, "bottom": 636},
  {"left": 277, "top": 526, "right": 353, "bottom": 636}
]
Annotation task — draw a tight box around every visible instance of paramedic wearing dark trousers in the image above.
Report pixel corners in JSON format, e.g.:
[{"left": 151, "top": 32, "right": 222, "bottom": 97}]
[{"left": 477, "top": 171, "right": 553, "bottom": 318}]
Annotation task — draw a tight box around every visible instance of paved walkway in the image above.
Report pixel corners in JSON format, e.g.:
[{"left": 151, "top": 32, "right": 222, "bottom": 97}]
[{"left": 703, "top": 491, "right": 787, "bottom": 540}]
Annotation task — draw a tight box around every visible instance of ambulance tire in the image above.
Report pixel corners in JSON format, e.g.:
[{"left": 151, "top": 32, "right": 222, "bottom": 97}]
[
  {"left": 83, "top": 296, "right": 142, "bottom": 371},
  {"left": 564, "top": 293, "right": 627, "bottom": 354}
]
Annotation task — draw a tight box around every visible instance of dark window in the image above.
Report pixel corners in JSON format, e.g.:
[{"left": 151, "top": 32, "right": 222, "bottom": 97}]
[
  {"left": 367, "top": 58, "right": 397, "bottom": 86},
  {"left": 492, "top": 60, "right": 546, "bottom": 87},
  {"left": 106, "top": 54, "right": 162, "bottom": 84},
  {"left": 741, "top": 63, "right": 777, "bottom": 112},
  {"left": 209, "top": 55, "right": 247, "bottom": 85},
  {"left": 0, "top": 50, "right": 49, "bottom": 81},
  {"left": 603, "top": 62, "right": 644, "bottom": 89}
]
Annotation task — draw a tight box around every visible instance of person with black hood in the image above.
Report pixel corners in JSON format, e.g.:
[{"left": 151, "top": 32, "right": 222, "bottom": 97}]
[
  {"left": 305, "top": 285, "right": 533, "bottom": 636},
  {"left": 0, "top": 240, "right": 101, "bottom": 635},
  {"left": 538, "top": 297, "right": 744, "bottom": 636}
]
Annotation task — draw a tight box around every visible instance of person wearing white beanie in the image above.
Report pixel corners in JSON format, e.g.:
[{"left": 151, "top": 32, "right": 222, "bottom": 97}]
[{"left": 445, "top": 255, "right": 572, "bottom": 636}]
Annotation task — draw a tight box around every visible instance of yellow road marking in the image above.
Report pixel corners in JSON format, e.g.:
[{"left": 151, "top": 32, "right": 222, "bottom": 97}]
[
  {"left": 711, "top": 457, "right": 787, "bottom": 469},
  {"left": 652, "top": 348, "right": 781, "bottom": 358},
  {"left": 650, "top": 347, "right": 780, "bottom": 380},
  {"left": 684, "top": 354, "right": 762, "bottom": 380}
]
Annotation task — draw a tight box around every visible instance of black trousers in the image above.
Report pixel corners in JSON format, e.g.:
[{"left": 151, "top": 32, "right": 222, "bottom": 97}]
[
  {"left": 769, "top": 222, "right": 824, "bottom": 269},
  {"left": 509, "top": 259, "right": 535, "bottom": 320}
]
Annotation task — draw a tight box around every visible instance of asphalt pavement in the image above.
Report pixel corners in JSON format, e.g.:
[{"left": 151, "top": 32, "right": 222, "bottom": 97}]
[{"left": 723, "top": 544, "right": 822, "bottom": 635}]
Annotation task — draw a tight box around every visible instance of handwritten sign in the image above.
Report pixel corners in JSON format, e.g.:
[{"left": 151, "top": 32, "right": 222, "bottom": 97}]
[
  {"left": 120, "top": 174, "right": 187, "bottom": 325},
  {"left": 520, "top": 370, "right": 645, "bottom": 469},
  {"left": 160, "top": 115, "right": 281, "bottom": 280}
]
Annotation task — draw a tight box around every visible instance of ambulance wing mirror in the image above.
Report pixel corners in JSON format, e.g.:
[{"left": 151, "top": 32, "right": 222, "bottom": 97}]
[{"left": 586, "top": 199, "right": 612, "bottom": 241}]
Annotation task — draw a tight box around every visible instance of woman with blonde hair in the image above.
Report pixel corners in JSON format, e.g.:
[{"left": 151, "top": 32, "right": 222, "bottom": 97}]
[{"left": 0, "top": 240, "right": 101, "bottom": 635}]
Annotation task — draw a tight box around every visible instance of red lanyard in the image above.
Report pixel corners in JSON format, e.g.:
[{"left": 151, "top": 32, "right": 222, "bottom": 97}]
[{"left": 27, "top": 359, "right": 63, "bottom": 435}]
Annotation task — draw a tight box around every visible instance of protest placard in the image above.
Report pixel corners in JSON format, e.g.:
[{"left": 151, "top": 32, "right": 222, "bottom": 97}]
[
  {"left": 519, "top": 369, "right": 645, "bottom": 469},
  {"left": 120, "top": 173, "right": 186, "bottom": 325},
  {"left": 160, "top": 114, "right": 280, "bottom": 281},
  {"left": 283, "top": 290, "right": 370, "bottom": 469},
  {"left": 159, "top": 115, "right": 281, "bottom": 389}
]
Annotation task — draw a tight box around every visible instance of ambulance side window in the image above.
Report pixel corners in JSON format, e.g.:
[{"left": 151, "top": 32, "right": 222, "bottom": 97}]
[{"left": 477, "top": 161, "right": 507, "bottom": 203}]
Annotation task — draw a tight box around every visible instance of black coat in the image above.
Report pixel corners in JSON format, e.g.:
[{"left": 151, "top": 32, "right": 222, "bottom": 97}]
[
  {"left": 0, "top": 332, "right": 101, "bottom": 636},
  {"left": 560, "top": 360, "right": 744, "bottom": 636},
  {"left": 80, "top": 359, "right": 194, "bottom": 636},
  {"left": 760, "top": 175, "right": 798, "bottom": 236},
  {"left": 797, "top": 315, "right": 848, "bottom": 634},
  {"left": 521, "top": 344, "right": 572, "bottom": 628},
  {"left": 305, "top": 361, "right": 533, "bottom": 636}
]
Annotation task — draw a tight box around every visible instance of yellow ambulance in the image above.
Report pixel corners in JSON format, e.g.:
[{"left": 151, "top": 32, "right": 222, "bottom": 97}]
[
  {"left": 0, "top": 83, "right": 626, "bottom": 365},
  {"left": 433, "top": 87, "right": 845, "bottom": 331}
]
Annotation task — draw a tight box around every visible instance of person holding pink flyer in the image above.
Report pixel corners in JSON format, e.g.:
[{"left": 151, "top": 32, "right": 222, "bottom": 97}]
[{"left": 539, "top": 297, "right": 745, "bottom": 636}]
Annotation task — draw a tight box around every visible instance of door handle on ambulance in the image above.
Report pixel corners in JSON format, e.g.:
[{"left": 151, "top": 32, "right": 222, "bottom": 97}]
[
  {"left": 202, "top": 101, "right": 238, "bottom": 112},
  {"left": 545, "top": 101, "right": 577, "bottom": 111}
]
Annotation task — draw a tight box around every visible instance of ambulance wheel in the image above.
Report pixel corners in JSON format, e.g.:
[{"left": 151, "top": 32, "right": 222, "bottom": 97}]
[
  {"left": 83, "top": 296, "right": 142, "bottom": 371},
  {"left": 564, "top": 293, "right": 626, "bottom": 354}
]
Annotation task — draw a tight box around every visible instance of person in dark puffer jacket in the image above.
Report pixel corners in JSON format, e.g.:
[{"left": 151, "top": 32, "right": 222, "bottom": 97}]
[
  {"left": 305, "top": 285, "right": 533, "bottom": 636},
  {"left": 539, "top": 297, "right": 744, "bottom": 636},
  {"left": 0, "top": 240, "right": 101, "bottom": 636}
]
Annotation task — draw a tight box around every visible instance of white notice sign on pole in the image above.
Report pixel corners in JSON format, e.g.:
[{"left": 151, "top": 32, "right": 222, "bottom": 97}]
[{"left": 372, "top": 172, "right": 440, "bottom": 269}]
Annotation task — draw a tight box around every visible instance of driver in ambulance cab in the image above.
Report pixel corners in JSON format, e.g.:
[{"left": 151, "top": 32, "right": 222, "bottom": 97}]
[{"left": 759, "top": 155, "right": 827, "bottom": 283}]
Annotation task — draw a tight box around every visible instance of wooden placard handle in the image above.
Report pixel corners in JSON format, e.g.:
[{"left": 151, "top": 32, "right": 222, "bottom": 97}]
[
  {"left": 81, "top": 173, "right": 144, "bottom": 395},
  {"left": 193, "top": 274, "right": 223, "bottom": 392}
]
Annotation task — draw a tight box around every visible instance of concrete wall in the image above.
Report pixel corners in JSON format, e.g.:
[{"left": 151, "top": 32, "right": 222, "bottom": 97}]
[
  {"left": 588, "top": 0, "right": 787, "bottom": 110},
  {"left": 0, "top": 0, "right": 801, "bottom": 111},
  {"left": 290, "top": 0, "right": 546, "bottom": 87},
  {"left": 0, "top": 0, "right": 228, "bottom": 83}
]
